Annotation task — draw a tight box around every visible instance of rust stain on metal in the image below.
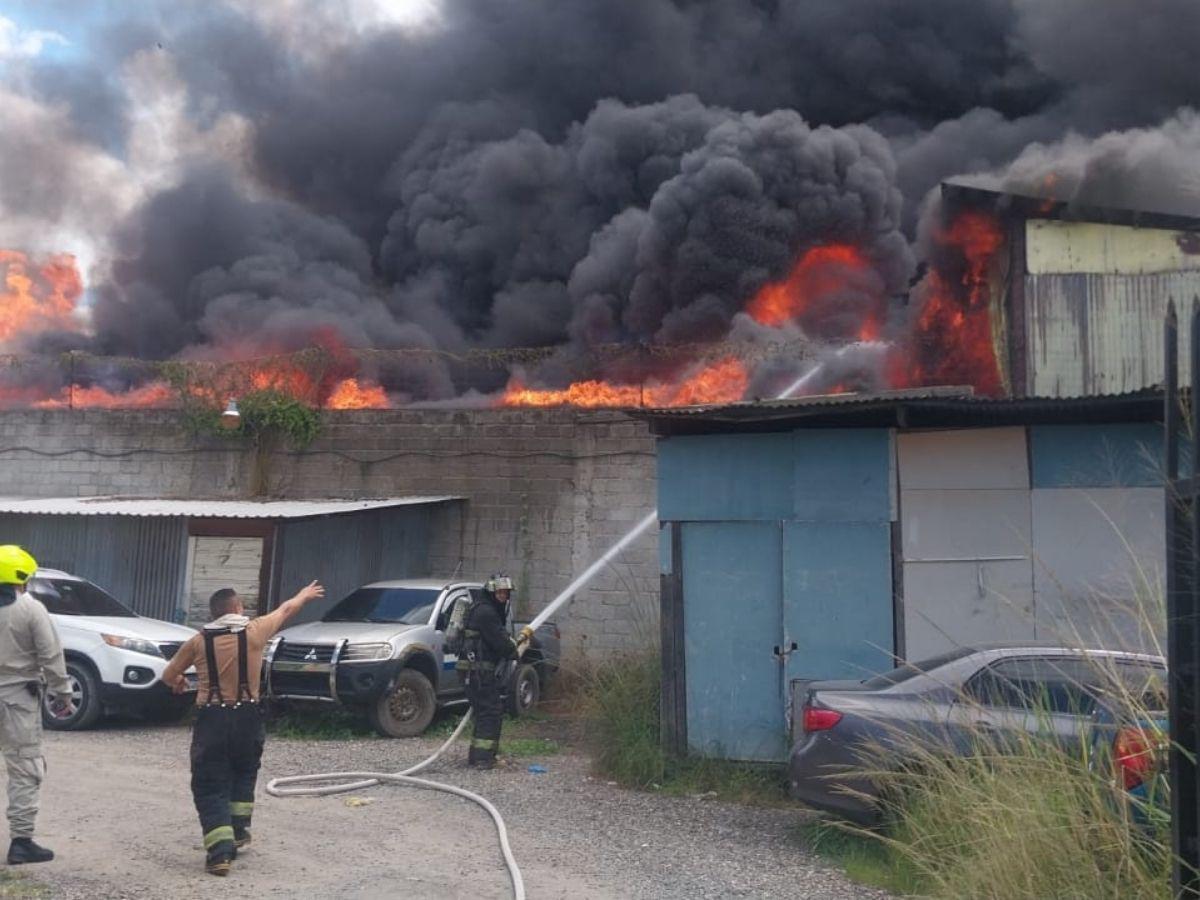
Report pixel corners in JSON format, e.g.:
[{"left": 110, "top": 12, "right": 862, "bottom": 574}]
[{"left": 1176, "top": 233, "right": 1200, "bottom": 255}]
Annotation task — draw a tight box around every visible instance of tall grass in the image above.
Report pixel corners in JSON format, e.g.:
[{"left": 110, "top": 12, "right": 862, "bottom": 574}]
[
  {"left": 869, "top": 731, "right": 1170, "bottom": 899},
  {"left": 581, "top": 650, "right": 666, "bottom": 786},
  {"left": 577, "top": 647, "right": 789, "bottom": 803}
]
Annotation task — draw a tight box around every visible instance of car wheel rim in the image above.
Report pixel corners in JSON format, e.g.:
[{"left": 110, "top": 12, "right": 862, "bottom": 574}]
[
  {"left": 519, "top": 675, "right": 535, "bottom": 708},
  {"left": 389, "top": 686, "right": 419, "bottom": 722}
]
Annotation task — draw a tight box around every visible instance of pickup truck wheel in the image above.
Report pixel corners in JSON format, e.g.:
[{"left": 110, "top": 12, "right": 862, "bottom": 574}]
[
  {"left": 43, "top": 662, "right": 103, "bottom": 731},
  {"left": 506, "top": 663, "right": 540, "bottom": 717},
  {"left": 369, "top": 669, "right": 436, "bottom": 738}
]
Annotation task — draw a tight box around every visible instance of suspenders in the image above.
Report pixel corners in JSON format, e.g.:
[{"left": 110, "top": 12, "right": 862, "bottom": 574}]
[{"left": 200, "top": 628, "right": 254, "bottom": 707}]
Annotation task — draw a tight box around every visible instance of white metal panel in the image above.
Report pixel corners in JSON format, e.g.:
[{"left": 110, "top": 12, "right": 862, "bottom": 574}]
[
  {"left": 1031, "top": 487, "right": 1164, "bottom": 652},
  {"left": 897, "top": 428, "right": 1028, "bottom": 490},
  {"left": 1025, "top": 272, "right": 1199, "bottom": 397},
  {"left": 185, "top": 536, "right": 264, "bottom": 625},
  {"left": 901, "top": 489, "right": 1032, "bottom": 560},
  {"left": 0, "top": 496, "right": 459, "bottom": 518},
  {"left": 1026, "top": 220, "right": 1200, "bottom": 275},
  {"left": 903, "top": 560, "right": 1035, "bottom": 661}
]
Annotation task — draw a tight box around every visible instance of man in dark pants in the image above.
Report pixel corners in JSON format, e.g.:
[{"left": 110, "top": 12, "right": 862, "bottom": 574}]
[
  {"left": 162, "top": 580, "right": 323, "bottom": 875},
  {"left": 459, "top": 574, "right": 532, "bottom": 769}
]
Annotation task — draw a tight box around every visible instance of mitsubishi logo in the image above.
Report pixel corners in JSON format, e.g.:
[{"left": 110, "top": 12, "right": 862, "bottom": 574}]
[{"left": 304, "top": 648, "right": 318, "bottom": 661}]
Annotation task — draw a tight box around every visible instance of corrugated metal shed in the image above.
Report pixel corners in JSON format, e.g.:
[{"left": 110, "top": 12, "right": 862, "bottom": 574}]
[
  {"left": 1025, "top": 272, "right": 1199, "bottom": 396},
  {"left": 2, "top": 514, "right": 188, "bottom": 622},
  {"left": 0, "top": 496, "right": 459, "bottom": 518},
  {"left": 0, "top": 496, "right": 460, "bottom": 622}
]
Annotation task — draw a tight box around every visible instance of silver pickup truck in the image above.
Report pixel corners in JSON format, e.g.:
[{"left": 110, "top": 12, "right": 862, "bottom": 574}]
[{"left": 264, "top": 578, "right": 560, "bottom": 737}]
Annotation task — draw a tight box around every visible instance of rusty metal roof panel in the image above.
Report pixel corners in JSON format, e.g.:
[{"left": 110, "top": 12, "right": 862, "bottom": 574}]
[
  {"left": 1026, "top": 272, "right": 1199, "bottom": 397},
  {"left": 0, "top": 496, "right": 460, "bottom": 518}
]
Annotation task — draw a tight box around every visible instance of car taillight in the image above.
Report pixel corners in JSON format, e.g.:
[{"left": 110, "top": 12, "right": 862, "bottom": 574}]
[
  {"left": 1114, "top": 727, "right": 1159, "bottom": 791},
  {"left": 803, "top": 705, "right": 843, "bottom": 732}
]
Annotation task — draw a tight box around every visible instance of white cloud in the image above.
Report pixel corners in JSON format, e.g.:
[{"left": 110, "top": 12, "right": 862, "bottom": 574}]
[{"left": 0, "top": 15, "right": 68, "bottom": 60}]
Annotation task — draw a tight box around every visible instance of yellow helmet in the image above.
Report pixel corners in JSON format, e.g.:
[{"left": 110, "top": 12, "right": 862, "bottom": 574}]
[{"left": 0, "top": 546, "right": 37, "bottom": 586}]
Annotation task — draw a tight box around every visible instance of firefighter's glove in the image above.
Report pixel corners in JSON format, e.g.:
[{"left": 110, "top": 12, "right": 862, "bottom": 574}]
[
  {"left": 48, "top": 694, "right": 71, "bottom": 719},
  {"left": 515, "top": 626, "right": 535, "bottom": 657}
]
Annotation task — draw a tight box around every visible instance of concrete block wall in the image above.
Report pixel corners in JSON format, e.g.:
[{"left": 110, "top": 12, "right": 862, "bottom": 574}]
[{"left": 0, "top": 408, "right": 659, "bottom": 661}]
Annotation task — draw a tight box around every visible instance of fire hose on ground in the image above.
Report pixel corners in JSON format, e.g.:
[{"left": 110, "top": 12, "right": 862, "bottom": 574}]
[{"left": 266, "top": 510, "right": 660, "bottom": 900}]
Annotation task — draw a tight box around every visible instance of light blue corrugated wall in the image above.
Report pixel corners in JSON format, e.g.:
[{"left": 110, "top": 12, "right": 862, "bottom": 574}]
[
  {"left": 0, "top": 514, "right": 189, "bottom": 621},
  {"left": 659, "top": 429, "right": 893, "bottom": 761}
]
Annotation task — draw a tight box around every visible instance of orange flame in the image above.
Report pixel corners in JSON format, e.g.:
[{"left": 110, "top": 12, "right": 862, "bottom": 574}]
[
  {"left": 0, "top": 382, "right": 177, "bottom": 410},
  {"left": 746, "top": 244, "right": 872, "bottom": 327},
  {"left": 907, "top": 210, "right": 1005, "bottom": 395},
  {"left": 500, "top": 356, "right": 749, "bottom": 408},
  {"left": 326, "top": 378, "right": 389, "bottom": 409},
  {"left": 0, "top": 250, "right": 83, "bottom": 345}
]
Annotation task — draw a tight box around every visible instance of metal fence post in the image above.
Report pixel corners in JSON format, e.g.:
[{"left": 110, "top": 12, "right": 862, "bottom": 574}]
[{"left": 1167, "top": 299, "right": 1200, "bottom": 896}]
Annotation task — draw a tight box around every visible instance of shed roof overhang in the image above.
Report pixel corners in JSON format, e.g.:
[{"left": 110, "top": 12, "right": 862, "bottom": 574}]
[
  {"left": 0, "top": 496, "right": 462, "bottom": 520},
  {"left": 632, "top": 387, "right": 1165, "bottom": 436},
  {"left": 941, "top": 182, "right": 1200, "bottom": 233}
]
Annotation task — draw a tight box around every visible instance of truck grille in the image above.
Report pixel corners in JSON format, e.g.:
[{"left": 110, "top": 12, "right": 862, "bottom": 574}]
[
  {"left": 275, "top": 642, "right": 336, "bottom": 664},
  {"left": 158, "top": 641, "right": 185, "bottom": 660},
  {"left": 269, "top": 671, "right": 331, "bottom": 698}
]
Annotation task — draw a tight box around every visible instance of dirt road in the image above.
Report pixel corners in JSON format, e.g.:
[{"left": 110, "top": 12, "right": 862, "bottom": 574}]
[{"left": 16, "top": 722, "right": 886, "bottom": 899}]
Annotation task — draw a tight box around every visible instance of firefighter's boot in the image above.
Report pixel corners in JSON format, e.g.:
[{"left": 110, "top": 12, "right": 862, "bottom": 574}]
[
  {"left": 205, "top": 847, "right": 233, "bottom": 876},
  {"left": 7, "top": 838, "right": 54, "bottom": 865}
]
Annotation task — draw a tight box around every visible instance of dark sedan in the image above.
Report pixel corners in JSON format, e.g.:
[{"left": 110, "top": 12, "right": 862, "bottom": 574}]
[{"left": 789, "top": 644, "right": 1165, "bottom": 824}]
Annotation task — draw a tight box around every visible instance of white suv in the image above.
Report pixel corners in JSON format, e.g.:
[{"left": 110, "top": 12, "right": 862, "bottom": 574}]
[{"left": 26, "top": 569, "right": 199, "bottom": 730}]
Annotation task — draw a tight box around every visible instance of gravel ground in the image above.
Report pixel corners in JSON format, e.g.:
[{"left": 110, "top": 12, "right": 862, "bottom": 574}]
[{"left": 18, "top": 718, "right": 891, "bottom": 899}]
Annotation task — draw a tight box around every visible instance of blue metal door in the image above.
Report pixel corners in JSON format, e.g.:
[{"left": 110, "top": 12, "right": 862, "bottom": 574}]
[
  {"left": 783, "top": 521, "right": 894, "bottom": 687},
  {"left": 682, "top": 521, "right": 785, "bottom": 761}
]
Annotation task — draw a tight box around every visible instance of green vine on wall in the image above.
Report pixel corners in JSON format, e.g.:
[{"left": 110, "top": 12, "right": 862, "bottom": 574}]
[{"left": 171, "top": 384, "right": 323, "bottom": 496}]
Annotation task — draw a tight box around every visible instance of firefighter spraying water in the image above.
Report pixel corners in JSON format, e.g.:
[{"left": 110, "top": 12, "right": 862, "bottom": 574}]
[{"left": 266, "top": 513, "right": 658, "bottom": 899}]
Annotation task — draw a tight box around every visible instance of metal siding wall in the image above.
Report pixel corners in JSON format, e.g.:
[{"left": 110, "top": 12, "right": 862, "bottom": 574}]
[
  {"left": 657, "top": 434, "right": 794, "bottom": 521},
  {"left": 1026, "top": 272, "right": 1200, "bottom": 396},
  {"left": 1026, "top": 220, "right": 1200, "bottom": 276},
  {"left": 897, "top": 429, "right": 1036, "bottom": 661},
  {"left": 682, "top": 521, "right": 785, "bottom": 762},
  {"left": 1030, "top": 424, "right": 1164, "bottom": 488},
  {"left": 793, "top": 430, "right": 891, "bottom": 522},
  {"left": 0, "top": 514, "right": 187, "bottom": 620},
  {"left": 1030, "top": 487, "right": 1164, "bottom": 651},
  {"left": 279, "top": 507, "right": 433, "bottom": 624}
]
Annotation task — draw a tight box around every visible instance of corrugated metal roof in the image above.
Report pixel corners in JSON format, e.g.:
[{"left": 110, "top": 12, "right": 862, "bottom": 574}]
[
  {"left": 633, "top": 387, "right": 1165, "bottom": 434},
  {"left": 942, "top": 183, "right": 1200, "bottom": 233},
  {"left": 0, "top": 496, "right": 460, "bottom": 519},
  {"left": 641, "top": 385, "right": 975, "bottom": 416}
]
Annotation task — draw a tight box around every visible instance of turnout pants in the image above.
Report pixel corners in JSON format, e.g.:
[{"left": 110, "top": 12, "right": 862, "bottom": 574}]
[
  {"left": 0, "top": 684, "right": 43, "bottom": 839},
  {"left": 190, "top": 704, "right": 264, "bottom": 859},
  {"left": 466, "top": 667, "right": 503, "bottom": 765}
]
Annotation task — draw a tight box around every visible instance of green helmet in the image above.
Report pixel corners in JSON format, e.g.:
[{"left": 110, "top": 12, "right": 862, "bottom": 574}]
[{"left": 0, "top": 545, "right": 37, "bottom": 586}]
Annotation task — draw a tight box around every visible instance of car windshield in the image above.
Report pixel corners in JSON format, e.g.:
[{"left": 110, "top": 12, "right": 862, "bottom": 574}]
[
  {"left": 861, "top": 646, "right": 979, "bottom": 689},
  {"left": 26, "top": 578, "right": 137, "bottom": 618},
  {"left": 323, "top": 587, "right": 440, "bottom": 625}
]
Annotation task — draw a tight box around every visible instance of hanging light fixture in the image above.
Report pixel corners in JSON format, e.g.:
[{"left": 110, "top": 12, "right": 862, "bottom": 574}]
[{"left": 220, "top": 398, "right": 241, "bottom": 430}]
